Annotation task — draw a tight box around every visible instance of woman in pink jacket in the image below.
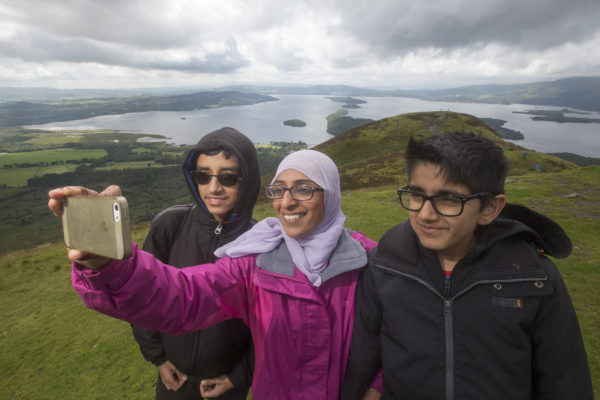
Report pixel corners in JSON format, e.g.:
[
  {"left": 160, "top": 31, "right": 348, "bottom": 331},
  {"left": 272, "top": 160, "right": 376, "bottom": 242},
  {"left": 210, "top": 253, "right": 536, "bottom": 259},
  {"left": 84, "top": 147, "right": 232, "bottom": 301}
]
[{"left": 49, "top": 150, "right": 381, "bottom": 400}]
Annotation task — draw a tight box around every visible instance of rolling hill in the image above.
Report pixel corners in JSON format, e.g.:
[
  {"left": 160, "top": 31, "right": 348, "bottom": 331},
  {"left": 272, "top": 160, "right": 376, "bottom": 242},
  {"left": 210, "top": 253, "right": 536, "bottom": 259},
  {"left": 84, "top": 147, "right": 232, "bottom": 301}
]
[
  {"left": 228, "top": 76, "right": 600, "bottom": 112},
  {"left": 314, "top": 111, "right": 577, "bottom": 189},
  {"left": 0, "top": 91, "right": 277, "bottom": 127}
]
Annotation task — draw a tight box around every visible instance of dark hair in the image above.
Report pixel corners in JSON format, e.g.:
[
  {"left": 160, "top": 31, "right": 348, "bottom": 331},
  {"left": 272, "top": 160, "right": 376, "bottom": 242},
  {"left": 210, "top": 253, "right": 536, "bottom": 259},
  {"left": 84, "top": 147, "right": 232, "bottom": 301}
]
[
  {"left": 197, "top": 146, "right": 233, "bottom": 159},
  {"left": 193, "top": 146, "right": 238, "bottom": 175},
  {"left": 405, "top": 132, "right": 508, "bottom": 203}
]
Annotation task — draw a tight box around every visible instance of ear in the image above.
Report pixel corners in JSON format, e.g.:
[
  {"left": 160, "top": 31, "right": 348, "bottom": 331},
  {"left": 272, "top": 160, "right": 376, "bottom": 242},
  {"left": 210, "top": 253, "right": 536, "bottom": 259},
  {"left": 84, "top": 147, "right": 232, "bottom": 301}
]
[{"left": 477, "top": 194, "right": 507, "bottom": 226}]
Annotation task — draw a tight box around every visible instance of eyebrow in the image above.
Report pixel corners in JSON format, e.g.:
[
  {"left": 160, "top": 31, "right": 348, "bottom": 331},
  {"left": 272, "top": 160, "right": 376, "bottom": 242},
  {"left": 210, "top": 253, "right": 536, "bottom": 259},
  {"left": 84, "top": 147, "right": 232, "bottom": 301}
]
[
  {"left": 272, "top": 179, "right": 317, "bottom": 186},
  {"left": 196, "top": 166, "right": 239, "bottom": 173},
  {"left": 405, "top": 185, "right": 468, "bottom": 197}
]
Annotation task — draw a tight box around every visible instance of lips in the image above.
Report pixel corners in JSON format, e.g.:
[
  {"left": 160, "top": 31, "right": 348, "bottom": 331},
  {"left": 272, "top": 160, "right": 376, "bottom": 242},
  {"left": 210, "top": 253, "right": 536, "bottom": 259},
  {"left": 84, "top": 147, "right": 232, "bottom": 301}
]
[
  {"left": 419, "top": 224, "right": 443, "bottom": 235},
  {"left": 206, "top": 196, "right": 227, "bottom": 206}
]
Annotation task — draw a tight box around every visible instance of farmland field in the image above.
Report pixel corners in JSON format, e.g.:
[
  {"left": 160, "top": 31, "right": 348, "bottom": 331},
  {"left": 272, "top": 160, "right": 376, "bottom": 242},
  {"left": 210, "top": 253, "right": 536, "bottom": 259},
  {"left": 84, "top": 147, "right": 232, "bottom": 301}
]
[{"left": 0, "top": 148, "right": 107, "bottom": 167}]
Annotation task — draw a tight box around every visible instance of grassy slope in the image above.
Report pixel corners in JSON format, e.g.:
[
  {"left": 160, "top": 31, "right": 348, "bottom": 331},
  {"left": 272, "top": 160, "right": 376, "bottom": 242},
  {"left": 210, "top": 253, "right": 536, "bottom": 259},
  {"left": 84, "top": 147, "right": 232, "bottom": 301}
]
[
  {"left": 0, "top": 112, "right": 597, "bottom": 398},
  {"left": 1, "top": 166, "right": 598, "bottom": 399},
  {"left": 314, "top": 111, "right": 577, "bottom": 190}
]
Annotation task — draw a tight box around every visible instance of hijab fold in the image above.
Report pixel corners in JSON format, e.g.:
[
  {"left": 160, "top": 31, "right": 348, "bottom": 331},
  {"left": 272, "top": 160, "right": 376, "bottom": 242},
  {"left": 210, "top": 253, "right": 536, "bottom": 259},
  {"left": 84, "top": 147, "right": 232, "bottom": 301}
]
[{"left": 215, "top": 150, "right": 346, "bottom": 286}]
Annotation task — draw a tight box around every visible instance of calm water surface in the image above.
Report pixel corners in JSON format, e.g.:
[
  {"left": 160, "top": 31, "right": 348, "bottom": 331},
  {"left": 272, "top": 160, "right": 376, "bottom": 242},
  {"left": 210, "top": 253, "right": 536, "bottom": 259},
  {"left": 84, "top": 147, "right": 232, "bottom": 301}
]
[{"left": 28, "top": 95, "right": 600, "bottom": 157}]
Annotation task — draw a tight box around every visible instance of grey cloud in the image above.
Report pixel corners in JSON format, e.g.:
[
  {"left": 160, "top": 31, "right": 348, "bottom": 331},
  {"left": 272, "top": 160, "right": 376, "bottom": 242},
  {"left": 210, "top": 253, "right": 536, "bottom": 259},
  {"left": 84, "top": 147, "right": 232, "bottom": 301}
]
[
  {"left": 4, "top": 0, "right": 207, "bottom": 49},
  {"left": 330, "top": 0, "right": 600, "bottom": 55},
  {"left": 1, "top": 31, "right": 248, "bottom": 73},
  {"left": 145, "top": 41, "right": 250, "bottom": 73}
]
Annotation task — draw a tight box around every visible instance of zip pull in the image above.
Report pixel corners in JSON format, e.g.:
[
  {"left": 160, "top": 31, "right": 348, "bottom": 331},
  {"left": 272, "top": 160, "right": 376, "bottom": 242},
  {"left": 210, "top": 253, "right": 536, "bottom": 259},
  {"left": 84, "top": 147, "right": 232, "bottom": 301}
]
[
  {"left": 444, "top": 277, "right": 451, "bottom": 298},
  {"left": 214, "top": 222, "right": 223, "bottom": 235}
]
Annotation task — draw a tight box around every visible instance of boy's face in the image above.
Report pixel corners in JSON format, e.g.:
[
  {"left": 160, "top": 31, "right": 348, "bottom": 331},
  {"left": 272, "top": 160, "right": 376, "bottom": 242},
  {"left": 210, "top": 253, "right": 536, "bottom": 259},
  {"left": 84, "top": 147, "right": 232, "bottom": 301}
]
[
  {"left": 195, "top": 151, "right": 240, "bottom": 222},
  {"left": 407, "top": 162, "right": 503, "bottom": 270}
]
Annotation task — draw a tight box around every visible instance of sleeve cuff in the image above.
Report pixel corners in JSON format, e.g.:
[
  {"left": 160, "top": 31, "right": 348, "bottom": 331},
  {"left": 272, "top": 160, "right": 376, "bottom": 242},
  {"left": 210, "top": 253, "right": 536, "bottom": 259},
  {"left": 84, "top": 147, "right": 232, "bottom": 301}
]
[{"left": 72, "top": 243, "right": 138, "bottom": 290}]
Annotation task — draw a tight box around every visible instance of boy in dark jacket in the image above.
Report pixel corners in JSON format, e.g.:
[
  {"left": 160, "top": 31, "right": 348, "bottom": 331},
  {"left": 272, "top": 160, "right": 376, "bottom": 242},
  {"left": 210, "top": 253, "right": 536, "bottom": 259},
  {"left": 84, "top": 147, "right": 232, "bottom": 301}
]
[
  {"left": 132, "top": 127, "right": 258, "bottom": 399},
  {"left": 343, "top": 132, "right": 593, "bottom": 400}
]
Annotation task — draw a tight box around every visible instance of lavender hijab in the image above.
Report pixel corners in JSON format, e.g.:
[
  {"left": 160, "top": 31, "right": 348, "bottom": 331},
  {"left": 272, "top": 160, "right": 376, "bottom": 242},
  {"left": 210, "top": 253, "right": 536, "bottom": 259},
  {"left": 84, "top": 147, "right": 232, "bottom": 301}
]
[{"left": 214, "top": 150, "right": 346, "bottom": 286}]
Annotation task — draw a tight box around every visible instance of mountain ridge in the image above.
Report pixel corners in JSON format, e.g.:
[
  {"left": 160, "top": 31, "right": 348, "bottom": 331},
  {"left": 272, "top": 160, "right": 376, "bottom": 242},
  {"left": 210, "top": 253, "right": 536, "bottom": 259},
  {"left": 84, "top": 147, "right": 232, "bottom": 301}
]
[
  {"left": 1, "top": 76, "right": 599, "bottom": 123},
  {"left": 225, "top": 76, "right": 600, "bottom": 112}
]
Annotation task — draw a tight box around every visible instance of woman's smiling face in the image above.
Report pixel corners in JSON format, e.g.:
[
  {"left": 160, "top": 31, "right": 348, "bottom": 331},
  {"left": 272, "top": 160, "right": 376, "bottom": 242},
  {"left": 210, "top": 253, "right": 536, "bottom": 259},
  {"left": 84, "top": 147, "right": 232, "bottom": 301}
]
[{"left": 272, "top": 169, "right": 325, "bottom": 238}]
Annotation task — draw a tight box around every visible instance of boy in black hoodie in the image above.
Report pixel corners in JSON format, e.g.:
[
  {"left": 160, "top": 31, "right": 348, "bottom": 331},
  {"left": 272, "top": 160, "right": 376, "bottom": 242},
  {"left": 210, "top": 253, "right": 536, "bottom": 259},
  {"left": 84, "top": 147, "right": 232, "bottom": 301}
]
[
  {"left": 343, "top": 132, "right": 593, "bottom": 400},
  {"left": 132, "top": 127, "right": 258, "bottom": 400}
]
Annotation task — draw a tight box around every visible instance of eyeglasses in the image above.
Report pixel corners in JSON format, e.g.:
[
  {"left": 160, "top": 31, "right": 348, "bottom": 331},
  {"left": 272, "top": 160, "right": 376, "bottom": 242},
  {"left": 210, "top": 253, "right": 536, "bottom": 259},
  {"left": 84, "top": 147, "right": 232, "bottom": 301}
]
[
  {"left": 264, "top": 184, "right": 324, "bottom": 201},
  {"left": 191, "top": 171, "right": 240, "bottom": 187},
  {"left": 397, "top": 187, "right": 489, "bottom": 217}
]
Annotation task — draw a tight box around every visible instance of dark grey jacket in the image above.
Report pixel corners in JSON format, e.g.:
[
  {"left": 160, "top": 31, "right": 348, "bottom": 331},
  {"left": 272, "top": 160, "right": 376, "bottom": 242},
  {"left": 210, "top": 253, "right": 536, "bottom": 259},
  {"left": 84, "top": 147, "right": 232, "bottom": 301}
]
[
  {"left": 343, "top": 204, "right": 593, "bottom": 400},
  {"left": 131, "top": 127, "right": 260, "bottom": 399}
]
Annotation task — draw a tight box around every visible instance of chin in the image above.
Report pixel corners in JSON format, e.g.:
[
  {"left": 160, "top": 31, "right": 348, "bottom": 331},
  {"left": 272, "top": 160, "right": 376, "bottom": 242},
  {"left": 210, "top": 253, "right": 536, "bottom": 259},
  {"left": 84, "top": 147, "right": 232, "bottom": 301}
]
[
  {"left": 416, "top": 236, "right": 447, "bottom": 252},
  {"left": 281, "top": 225, "right": 309, "bottom": 238}
]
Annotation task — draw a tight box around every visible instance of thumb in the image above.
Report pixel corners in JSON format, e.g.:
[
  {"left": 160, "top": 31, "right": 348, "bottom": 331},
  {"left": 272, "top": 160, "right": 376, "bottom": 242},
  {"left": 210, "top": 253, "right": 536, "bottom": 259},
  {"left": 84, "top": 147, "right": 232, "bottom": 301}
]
[
  {"left": 173, "top": 368, "right": 187, "bottom": 382},
  {"left": 200, "top": 378, "right": 217, "bottom": 386}
]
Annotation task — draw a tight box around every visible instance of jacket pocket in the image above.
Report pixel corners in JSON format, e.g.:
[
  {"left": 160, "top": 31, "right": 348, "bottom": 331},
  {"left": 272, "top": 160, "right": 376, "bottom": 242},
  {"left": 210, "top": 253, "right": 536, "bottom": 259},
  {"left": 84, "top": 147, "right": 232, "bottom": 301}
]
[{"left": 487, "top": 279, "right": 553, "bottom": 311}]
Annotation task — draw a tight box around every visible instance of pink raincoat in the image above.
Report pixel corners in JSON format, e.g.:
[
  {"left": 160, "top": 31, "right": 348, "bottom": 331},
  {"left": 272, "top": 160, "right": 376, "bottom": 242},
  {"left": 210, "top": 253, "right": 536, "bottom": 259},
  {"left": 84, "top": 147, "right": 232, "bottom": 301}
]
[{"left": 72, "top": 230, "right": 379, "bottom": 399}]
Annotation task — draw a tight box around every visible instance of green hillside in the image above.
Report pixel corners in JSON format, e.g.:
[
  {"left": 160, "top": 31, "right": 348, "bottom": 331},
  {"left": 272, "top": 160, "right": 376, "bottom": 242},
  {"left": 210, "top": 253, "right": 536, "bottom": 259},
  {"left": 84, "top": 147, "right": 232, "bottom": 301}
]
[
  {"left": 314, "top": 111, "right": 577, "bottom": 189},
  {"left": 1, "top": 167, "right": 599, "bottom": 399},
  {"left": 0, "top": 111, "right": 597, "bottom": 398}
]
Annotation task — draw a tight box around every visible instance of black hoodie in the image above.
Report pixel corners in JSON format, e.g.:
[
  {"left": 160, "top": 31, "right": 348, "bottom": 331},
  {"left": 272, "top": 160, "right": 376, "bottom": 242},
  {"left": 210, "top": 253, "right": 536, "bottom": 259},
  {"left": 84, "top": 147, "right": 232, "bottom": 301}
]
[
  {"left": 132, "top": 127, "right": 259, "bottom": 399},
  {"left": 343, "top": 204, "right": 593, "bottom": 400}
]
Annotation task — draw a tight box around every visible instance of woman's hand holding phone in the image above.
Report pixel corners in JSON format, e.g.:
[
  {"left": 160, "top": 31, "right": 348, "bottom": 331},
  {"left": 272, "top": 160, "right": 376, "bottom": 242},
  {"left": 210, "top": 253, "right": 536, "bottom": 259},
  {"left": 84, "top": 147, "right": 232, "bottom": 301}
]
[{"left": 48, "top": 185, "right": 123, "bottom": 269}]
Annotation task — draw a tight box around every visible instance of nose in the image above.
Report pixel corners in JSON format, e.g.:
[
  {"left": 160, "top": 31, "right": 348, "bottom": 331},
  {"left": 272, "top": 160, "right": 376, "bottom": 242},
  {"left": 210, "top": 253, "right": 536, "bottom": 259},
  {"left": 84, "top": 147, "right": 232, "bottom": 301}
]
[
  {"left": 206, "top": 176, "right": 223, "bottom": 192},
  {"left": 279, "top": 188, "right": 297, "bottom": 208},
  {"left": 418, "top": 198, "right": 439, "bottom": 220}
]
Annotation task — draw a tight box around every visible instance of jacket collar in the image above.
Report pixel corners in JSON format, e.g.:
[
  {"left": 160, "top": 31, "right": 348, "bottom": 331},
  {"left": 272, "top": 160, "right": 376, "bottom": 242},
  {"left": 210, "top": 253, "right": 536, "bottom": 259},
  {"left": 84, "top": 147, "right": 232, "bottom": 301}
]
[
  {"left": 371, "top": 213, "right": 552, "bottom": 284},
  {"left": 256, "top": 229, "right": 367, "bottom": 284},
  {"left": 190, "top": 204, "right": 252, "bottom": 238}
]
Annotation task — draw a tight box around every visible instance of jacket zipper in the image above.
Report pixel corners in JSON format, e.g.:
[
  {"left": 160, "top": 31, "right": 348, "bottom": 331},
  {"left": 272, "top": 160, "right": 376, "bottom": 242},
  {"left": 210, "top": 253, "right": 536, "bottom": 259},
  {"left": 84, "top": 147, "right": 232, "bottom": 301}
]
[
  {"left": 372, "top": 263, "right": 548, "bottom": 400},
  {"left": 444, "top": 298, "right": 454, "bottom": 400},
  {"left": 443, "top": 277, "right": 453, "bottom": 400},
  {"left": 214, "top": 222, "right": 223, "bottom": 235}
]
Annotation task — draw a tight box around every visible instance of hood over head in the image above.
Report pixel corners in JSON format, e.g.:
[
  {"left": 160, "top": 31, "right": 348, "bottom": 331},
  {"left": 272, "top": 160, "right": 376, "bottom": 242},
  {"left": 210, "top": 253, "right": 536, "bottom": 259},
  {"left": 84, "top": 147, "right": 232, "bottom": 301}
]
[
  {"left": 182, "top": 127, "right": 260, "bottom": 222},
  {"left": 497, "top": 203, "right": 572, "bottom": 258}
]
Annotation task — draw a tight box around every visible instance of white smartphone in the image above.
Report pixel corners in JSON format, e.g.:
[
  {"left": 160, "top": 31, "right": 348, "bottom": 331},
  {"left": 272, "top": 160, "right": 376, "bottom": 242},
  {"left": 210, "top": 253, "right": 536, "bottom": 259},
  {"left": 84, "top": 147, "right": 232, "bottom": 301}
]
[{"left": 62, "top": 195, "right": 131, "bottom": 259}]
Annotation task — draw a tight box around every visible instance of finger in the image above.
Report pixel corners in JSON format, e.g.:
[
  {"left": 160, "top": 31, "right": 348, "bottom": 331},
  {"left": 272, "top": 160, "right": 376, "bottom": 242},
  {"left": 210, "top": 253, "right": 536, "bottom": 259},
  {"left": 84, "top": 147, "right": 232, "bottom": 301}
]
[
  {"left": 68, "top": 248, "right": 88, "bottom": 261},
  {"left": 68, "top": 249, "right": 111, "bottom": 269},
  {"left": 172, "top": 367, "right": 187, "bottom": 381},
  {"left": 169, "top": 374, "right": 186, "bottom": 391},
  {"left": 49, "top": 186, "right": 97, "bottom": 198},
  {"left": 161, "top": 375, "right": 178, "bottom": 391},
  {"left": 99, "top": 185, "right": 122, "bottom": 196},
  {"left": 48, "top": 186, "right": 100, "bottom": 217},
  {"left": 48, "top": 197, "right": 64, "bottom": 218},
  {"left": 200, "top": 383, "right": 217, "bottom": 397}
]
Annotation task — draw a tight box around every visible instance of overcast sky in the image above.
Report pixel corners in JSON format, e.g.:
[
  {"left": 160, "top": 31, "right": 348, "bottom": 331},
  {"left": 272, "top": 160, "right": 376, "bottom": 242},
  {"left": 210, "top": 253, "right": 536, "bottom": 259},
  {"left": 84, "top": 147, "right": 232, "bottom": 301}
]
[{"left": 1, "top": 0, "right": 599, "bottom": 90}]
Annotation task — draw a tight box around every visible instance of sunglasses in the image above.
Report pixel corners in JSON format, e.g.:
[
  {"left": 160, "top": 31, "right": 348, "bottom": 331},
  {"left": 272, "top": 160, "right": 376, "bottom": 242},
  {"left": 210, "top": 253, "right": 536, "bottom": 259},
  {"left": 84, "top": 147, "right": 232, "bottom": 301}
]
[{"left": 190, "top": 171, "right": 241, "bottom": 187}]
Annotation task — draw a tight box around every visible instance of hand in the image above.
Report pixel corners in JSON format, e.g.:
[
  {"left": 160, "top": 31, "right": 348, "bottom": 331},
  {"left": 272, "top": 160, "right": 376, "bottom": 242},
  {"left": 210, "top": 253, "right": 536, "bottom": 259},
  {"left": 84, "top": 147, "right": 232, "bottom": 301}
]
[
  {"left": 158, "top": 360, "right": 187, "bottom": 391},
  {"left": 199, "top": 375, "right": 234, "bottom": 398},
  {"left": 48, "top": 185, "right": 122, "bottom": 269},
  {"left": 361, "top": 388, "right": 381, "bottom": 400}
]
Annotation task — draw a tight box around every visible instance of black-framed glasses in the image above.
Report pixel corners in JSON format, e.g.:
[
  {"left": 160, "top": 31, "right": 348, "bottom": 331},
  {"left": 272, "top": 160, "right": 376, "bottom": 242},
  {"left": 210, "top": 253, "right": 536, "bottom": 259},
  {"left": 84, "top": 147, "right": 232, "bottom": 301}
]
[
  {"left": 397, "top": 187, "right": 489, "bottom": 217},
  {"left": 191, "top": 171, "right": 240, "bottom": 187},
  {"left": 265, "top": 184, "right": 324, "bottom": 201}
]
